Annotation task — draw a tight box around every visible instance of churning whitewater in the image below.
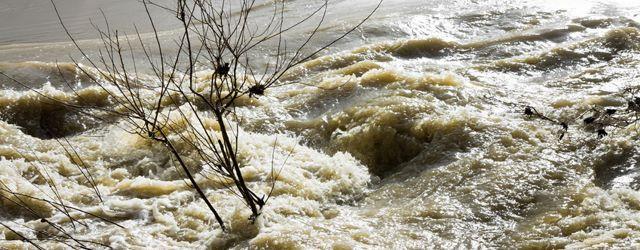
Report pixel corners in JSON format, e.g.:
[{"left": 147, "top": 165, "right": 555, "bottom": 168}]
[{"left": 1, "top": 0, "right": 640, "bottom": 249}]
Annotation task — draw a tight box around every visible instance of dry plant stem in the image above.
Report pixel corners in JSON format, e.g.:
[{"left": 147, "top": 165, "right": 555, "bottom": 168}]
[
  {"left": 155, "top": 129, "right": 226, "bottom": 230},
  {"left": 0, "top": 221, "right": 44, "bottom": 250},
  {"left": 215, "top": 110, "right": 261, "bottom": 217}
]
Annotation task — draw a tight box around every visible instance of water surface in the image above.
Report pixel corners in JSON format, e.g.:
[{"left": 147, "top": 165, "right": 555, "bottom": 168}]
[{"left": 1, "top": 0, "right": 640, "bottom": 248}]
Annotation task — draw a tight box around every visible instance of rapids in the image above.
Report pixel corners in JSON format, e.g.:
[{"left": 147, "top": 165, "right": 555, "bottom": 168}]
[{"left": 1, "top": 0, "right": 640, "bottom": 249}]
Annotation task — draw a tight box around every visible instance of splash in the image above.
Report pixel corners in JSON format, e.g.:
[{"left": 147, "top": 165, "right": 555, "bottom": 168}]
[{"left": 2, "top": 0, "right": 640, "bottom": 249}]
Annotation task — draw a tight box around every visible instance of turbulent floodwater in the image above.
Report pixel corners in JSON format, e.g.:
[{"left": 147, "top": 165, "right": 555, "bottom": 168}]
[{"left": 2, "top": 0, "right": 640, "bottom": 249}]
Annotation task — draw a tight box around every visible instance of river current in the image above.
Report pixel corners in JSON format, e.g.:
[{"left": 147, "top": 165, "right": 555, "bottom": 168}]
[{"left": 1, "top": 0, "right": 640, "bottom": 249}]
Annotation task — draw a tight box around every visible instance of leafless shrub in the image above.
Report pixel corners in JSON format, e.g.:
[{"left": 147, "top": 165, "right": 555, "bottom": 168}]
[{"left": 0, "top": 0, "right": 380, "bottom": 247}]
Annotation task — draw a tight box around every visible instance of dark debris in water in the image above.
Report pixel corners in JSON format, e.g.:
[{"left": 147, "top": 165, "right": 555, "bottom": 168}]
[
  {"left": 597, "top": 128, "right": 608, "bottom": 138},
  {"left": 523, "top": 87, "right": 640, "bottom": 140},
  {"left": 583, "top": 116, "right": 596, "bottom": 124}
]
